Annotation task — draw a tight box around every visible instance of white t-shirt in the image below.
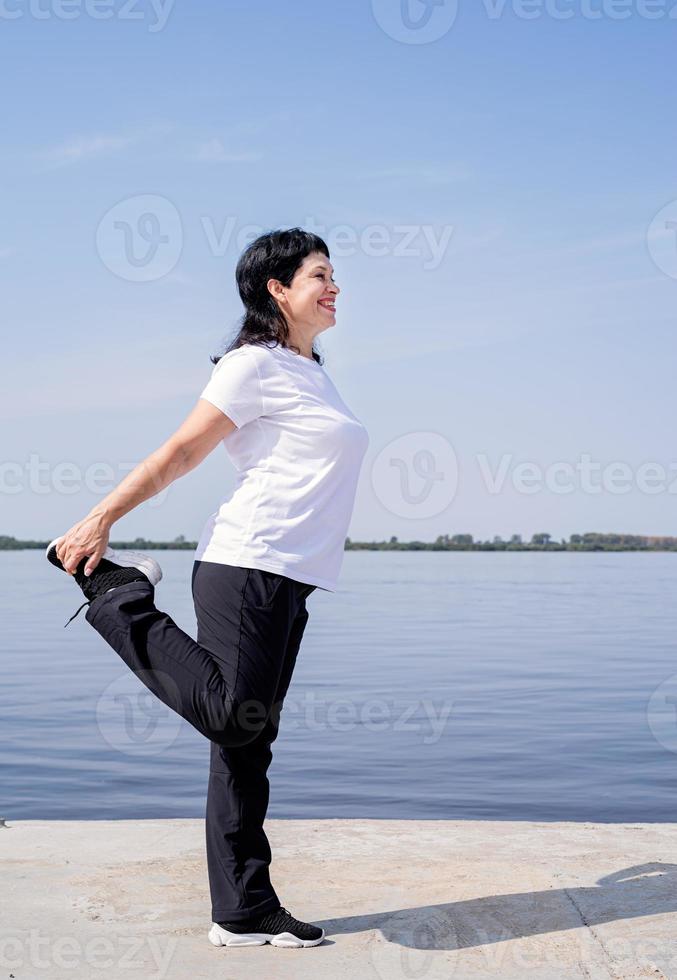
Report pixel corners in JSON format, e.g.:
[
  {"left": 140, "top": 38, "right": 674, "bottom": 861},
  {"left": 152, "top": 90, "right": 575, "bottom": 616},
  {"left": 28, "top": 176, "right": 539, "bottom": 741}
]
[{"left": 194, "top": 341, "right": 369, "bottom": 592}]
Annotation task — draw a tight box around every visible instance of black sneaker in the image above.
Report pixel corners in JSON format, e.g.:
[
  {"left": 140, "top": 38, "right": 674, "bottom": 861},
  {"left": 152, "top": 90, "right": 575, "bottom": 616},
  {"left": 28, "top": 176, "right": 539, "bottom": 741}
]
[
  {"left": 208, "top": 906, "right": 325, "bottom": 948},
  {"left": 46, "top": 537, "right": 163, "bottom": 627}
]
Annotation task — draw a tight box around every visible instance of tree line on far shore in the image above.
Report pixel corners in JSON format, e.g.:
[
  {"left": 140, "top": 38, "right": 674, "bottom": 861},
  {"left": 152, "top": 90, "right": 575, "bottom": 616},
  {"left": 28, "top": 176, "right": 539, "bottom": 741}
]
[{"left": 3, "top": 532, "right": 677, "bottom": 552}]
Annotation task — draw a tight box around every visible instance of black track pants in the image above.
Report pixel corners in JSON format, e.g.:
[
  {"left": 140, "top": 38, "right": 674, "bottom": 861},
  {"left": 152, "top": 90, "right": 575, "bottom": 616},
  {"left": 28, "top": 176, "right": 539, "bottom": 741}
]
[{"left": 84, "top": 559, "right": 316, "bottom": 922}]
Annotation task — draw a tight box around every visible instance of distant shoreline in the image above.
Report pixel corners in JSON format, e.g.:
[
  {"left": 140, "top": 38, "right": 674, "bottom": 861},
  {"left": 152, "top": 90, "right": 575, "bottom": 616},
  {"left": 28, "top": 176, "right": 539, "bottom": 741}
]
[{"left": 5, "top": 533, "right": 677, "bottom": 553}]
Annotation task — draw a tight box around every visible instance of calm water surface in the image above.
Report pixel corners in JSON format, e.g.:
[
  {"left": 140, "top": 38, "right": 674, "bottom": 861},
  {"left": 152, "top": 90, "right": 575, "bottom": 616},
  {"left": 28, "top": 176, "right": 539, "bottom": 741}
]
[{"left": 3, "top": 550, "right": 677, "bottom": 821}]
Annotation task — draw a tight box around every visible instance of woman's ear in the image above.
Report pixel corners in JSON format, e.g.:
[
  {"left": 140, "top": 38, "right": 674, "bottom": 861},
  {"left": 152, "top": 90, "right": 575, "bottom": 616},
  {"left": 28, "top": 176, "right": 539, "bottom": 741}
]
[{"left": 267, "top": 278, "right": 285, "bottom": 302}]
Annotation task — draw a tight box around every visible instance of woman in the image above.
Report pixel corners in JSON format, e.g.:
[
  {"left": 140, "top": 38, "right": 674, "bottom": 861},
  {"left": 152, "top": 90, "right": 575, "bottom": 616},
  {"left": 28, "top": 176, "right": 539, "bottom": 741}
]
[{"left": 45, "top": 227, "right": 369, "bottom": 949}]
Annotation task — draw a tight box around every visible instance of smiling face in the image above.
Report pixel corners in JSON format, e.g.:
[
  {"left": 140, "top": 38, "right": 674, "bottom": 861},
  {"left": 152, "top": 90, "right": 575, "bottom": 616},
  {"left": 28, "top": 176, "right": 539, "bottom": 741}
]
[{"left": 267, "top": 251, "right": 340, "bottom": 340}]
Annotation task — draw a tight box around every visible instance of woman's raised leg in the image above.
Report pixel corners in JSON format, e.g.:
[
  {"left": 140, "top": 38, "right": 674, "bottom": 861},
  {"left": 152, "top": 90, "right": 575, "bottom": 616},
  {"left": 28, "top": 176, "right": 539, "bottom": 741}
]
[{"left": 83, "top": 561, "right": 303, "bottom": 748}]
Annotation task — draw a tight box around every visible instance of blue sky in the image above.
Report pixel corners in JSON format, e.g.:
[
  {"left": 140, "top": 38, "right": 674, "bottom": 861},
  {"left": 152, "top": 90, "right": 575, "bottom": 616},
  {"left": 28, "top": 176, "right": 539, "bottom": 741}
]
[{"left": 2, "top": 0, "right": 676, "bottom": 544}]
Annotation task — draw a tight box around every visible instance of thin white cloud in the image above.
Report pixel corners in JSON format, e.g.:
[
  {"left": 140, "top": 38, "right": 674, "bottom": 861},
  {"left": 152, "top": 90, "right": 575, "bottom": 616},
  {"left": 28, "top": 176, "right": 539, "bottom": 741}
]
[
  {"left": 192, "top": 139, "right": 263, "bottom": 164},
  {"left": 37, "top": 134, "right": 135, "bottom": 170},
  {"left": 33, "top": 122, "right": 175, "bottom": 171}
]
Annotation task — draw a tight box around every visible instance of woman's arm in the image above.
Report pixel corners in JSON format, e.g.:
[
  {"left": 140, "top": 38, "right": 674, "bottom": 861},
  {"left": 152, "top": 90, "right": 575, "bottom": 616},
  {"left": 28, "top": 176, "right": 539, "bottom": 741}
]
[{"left": 56, "top": 398, "right": 237, "bottom": 575}]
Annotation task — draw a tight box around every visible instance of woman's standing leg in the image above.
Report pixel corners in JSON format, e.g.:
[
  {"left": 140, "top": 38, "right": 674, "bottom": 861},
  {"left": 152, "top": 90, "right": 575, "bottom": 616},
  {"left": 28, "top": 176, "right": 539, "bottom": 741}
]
[{"left": 202, "top": 591, "right": 313, "bottom": 923}]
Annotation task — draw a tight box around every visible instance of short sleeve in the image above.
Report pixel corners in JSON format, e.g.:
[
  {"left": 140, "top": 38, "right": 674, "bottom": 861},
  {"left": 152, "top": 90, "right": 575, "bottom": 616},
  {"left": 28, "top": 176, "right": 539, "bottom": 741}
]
[{"left": 199, "top": 346, "right": 264, "bottom": 428}]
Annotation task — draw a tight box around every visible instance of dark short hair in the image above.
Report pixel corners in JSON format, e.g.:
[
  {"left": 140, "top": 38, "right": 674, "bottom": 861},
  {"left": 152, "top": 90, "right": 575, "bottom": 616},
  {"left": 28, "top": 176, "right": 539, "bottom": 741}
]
[{"left": 210, "top": 227, "right": 330, "bottom": 365}]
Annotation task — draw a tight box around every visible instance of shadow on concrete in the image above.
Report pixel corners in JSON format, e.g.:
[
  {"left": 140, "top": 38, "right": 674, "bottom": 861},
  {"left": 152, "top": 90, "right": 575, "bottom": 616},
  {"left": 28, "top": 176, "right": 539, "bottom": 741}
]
[{"left": 323, "top": 862, "right": 677, "bottom": 950}]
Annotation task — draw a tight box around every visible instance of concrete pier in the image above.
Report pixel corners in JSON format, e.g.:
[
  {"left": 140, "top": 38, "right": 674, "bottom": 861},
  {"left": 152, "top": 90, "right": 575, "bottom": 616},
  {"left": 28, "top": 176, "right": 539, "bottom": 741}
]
[{"left": 2, "top": 817, "right": 677, "bottom": 978}]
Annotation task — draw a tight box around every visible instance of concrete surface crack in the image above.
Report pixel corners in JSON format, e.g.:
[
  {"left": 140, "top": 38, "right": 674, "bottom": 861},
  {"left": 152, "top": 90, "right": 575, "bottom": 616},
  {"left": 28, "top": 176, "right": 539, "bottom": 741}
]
[{"left": 561, "top": 884, "right": 623, "bottom": 980}]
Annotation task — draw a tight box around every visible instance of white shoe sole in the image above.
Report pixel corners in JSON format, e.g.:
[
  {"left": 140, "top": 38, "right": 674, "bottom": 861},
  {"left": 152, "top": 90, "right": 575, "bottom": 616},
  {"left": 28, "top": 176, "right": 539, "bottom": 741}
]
[
  {"left": 46, "top": 537, "right": 163, "bottom": 587},
  {"left": 208, "top": 921, "right": 324, "bottom": 948}
]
